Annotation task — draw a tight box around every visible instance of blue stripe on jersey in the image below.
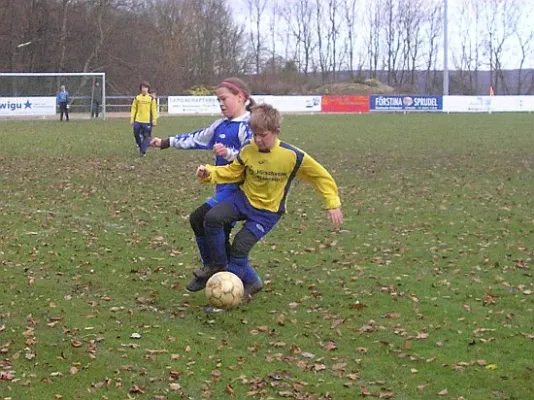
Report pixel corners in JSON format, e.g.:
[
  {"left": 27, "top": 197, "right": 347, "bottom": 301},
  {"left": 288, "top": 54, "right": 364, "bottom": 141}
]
[{"left": 278, "top": 142, "right": 304, "bottom": 214}]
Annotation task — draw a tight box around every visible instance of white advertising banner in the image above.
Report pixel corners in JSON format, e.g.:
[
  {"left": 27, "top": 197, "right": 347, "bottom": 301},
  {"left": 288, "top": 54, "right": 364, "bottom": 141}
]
[
  {"left": 443, "top": 96, "right": 534, "bottom": 112},
  {"left": 268, "top": 96, "right": 322, "bottom": 113},
  {"left": 168, "top": 95, "right": 274, "bottom": 115},
  {"left": 0, "top": 97, "right": 56, "bottom": 116},
  {"left": 168, "top": 96, "right": 221, "bottom": 114}
]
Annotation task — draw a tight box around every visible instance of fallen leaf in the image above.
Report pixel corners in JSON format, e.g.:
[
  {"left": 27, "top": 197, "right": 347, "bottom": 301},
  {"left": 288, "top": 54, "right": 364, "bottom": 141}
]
[
  {"left": 415, "top": 332, "right": 429, "bottom": 340},
  {"left": 0, "top": 371, "right": 14, "bottom": 381},
  {"left": 323, "top": 340, "right": 337, "bottom": 351},
  {"left": 313, "top": 363, "right": 326, "bottom": 372},
  {"left": 438, "top": 389, "right": 448, "bottom": 396},
  {"left": 169, "top": 383, "right": 181, "bottom": 391}
]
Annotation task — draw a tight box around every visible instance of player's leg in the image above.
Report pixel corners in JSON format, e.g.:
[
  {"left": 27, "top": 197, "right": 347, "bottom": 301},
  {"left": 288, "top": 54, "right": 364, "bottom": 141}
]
[
  {"left": 186, "top": 203, "right": 212, "bottom": 291},
  {"left": 194, "top": 202, "right": 240, "bottom": 280},
  {"left": 132, "top": 123, "right": 143, "bottom": 153},
  {"left": 226, "top": 227, "right": 263, "bottom": 297},
  {"left": 141, "top": 125, "right": 152, "bottom": 155}
]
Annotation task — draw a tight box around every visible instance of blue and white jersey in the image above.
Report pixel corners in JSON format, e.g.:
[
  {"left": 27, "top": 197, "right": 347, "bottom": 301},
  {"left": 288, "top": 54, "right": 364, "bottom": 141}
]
[
  {"left": 169, "top": 113, "right": 252, "bottom": 195},
  {"left": 57, "top": 91, "right": 69, "bottom": 104}
]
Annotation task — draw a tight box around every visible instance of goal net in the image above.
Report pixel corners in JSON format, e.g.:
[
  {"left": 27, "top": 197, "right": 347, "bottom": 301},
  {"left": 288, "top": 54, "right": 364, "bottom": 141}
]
[{"left": 0, "top": 72, "right": 106, "bottom": 119}]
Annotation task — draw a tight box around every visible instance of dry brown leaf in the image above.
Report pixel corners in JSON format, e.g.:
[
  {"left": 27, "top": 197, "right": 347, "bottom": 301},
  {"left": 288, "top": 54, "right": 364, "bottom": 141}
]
[
  {"left": 313, "top": 363, "right": 326, "bottom": 372},
  {"left": 360, "top": 385, "right": 373, "bottom": 397},
  {"left": 351, "top": 302, "right": 367, "bottom": 310},
  {"left": 438, "top": 389, "right": 448, "bottom": 396},
  {"left": 169, "top": 383, "right": 181, "bottom": 391},
  {"left": 323, "top": 340, "right": 337, "bottom": 351}
]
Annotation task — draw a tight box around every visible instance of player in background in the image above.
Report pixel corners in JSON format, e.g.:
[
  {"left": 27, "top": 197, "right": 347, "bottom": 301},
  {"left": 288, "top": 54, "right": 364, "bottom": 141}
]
[
  {"left": 57, "top": 85, "right": 70, "bottom": 122},
  {"left": 130, "top": 81, "right": 157, "bottom": 156},
  {"left": 150, "top": 77, "right": 258, "bottom": 292},
  {"left": 195, "top": 103, "right": 343, "bottom": 297}
]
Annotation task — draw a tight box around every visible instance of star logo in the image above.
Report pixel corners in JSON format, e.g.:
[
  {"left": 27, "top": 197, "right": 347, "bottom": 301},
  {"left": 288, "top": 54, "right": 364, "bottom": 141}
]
[{"left": 24, "top": 100, "right": 32, "bottom": 109}]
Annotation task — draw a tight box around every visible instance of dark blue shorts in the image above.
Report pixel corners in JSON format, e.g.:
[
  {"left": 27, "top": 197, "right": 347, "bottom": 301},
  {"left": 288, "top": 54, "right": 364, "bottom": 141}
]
[
  {"left": 222, "top": 190, "right": 280, "bottom": 240},
  {"left": 133, "top": 122, "right": 152, "bottom": 137}
]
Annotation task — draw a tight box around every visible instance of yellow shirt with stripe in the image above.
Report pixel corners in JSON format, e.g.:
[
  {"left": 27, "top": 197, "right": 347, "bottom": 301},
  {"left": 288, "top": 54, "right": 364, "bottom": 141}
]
[
  {"left": 130, "top": 94, "right": 157, "bottom": 125},
  {"left": 202, "top": 139, "right": 341, "bottom": 213}
]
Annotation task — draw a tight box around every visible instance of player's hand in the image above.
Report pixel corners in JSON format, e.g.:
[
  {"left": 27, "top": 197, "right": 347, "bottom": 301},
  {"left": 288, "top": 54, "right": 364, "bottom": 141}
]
[
  {"left": 151, "top": 137, "right": 162, "bottom": 147},
  {"left": 327, "top": 208, "right": 343, "bottom": 227},
  {"left": 152, "top": 121, "right": 157, "bottom": 127},
  {"left": 213, "top": 143, "right": 228, "bottom": 158},
  {"left": 196, "top": 165, "right": 210, "bottom": 179}
]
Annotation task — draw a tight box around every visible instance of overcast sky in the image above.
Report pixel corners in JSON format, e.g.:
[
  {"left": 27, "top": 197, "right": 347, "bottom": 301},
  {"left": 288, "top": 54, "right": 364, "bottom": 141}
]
[{"left": 229, "top": 0, "right": 534, "bottom": 70}]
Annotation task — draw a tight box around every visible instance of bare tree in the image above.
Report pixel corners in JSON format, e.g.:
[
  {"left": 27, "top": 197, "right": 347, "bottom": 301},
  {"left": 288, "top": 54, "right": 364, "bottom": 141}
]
[
  {"left": 326, "top": 0, "right": 342, "bottom": 81},
  {"left": 314, "top": 0, "right": 330, "bottom": 82},
  {"left": 365, "top": 0, "right": 382, "bottom": 79},
  {"left": 282, "top": 0, "right": 315, "bottom": 76},
  {"left": 247, "top": 0, "right": 267, "bottom": 75},
  {"left": 382, "top": 0, "right": 403, "bottom": 86},
  {"left": 342, "top": 0, "right": 358, "bottom": 79},
  {"left": 454, "top": 0, "right": 484, "bottom": 94},
  {"left": 400, "top": 0, "right": 425, "bottom": 88},
  {"left": 484, "top": 0, "right": 521, "bottom": 94},
  {"left": 515, "top": 28, "right": 534, "bottom": 94},
  {"left": 423, "top": 1, "right": 442, "bottom": 94}
]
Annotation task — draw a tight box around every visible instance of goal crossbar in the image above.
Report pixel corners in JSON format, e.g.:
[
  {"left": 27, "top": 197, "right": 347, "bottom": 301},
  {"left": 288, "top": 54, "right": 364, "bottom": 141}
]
[{"left": 0, "top": 72, "right": 107, "bottom": 119}]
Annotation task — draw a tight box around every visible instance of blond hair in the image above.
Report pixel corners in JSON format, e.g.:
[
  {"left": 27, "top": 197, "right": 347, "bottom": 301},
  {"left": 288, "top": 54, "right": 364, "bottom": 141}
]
[{"left": 249, "top": 104, "right": 282, "bottom": 133}]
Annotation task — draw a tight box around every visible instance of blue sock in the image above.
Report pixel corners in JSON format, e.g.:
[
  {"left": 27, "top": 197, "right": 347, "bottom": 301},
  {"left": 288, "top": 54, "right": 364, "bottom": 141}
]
[
  {"left": 195, "top": 236, "right": 211, "bottom": 267},
  {"left": 228, "top": 257, "right": 260, "bottom": 285},
  {"left": 204, "top": 226, "right": 227, "bottom": 267}
]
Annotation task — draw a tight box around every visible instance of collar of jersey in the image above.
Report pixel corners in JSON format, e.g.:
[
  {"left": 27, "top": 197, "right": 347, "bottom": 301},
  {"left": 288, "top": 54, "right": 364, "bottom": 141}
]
[
  {"left": 226, "top": 111, "right": 250, "bottom": 122},
  {"left": 259, "top": 138, "right": 280, "bottom": 153}
]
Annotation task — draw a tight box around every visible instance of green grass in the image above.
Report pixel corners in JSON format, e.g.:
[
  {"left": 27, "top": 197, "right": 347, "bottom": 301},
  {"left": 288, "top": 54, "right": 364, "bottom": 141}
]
[{"left": 1, "top": 113, "right": 533, "bottom": 400}]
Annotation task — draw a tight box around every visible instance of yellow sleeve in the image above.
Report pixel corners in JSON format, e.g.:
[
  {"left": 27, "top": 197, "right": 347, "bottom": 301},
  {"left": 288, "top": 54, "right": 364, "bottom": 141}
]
[
  {"left": 130, "top": 97, "right": 137, "bottom": 123},
  {"left": 296, "top": 154, "right": 341, "bottom": 209},
  {"left": 202, "top": 158, "right": 246, "bottom": 184},
  {"left": 151, "top": 98, "right": 157, "bottom": 125}
]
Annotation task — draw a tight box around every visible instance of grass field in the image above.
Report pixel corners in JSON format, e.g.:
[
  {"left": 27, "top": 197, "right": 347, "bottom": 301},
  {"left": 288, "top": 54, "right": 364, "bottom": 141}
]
[{"left": 1, "top": 113, "right": 533, "bottom": 400}]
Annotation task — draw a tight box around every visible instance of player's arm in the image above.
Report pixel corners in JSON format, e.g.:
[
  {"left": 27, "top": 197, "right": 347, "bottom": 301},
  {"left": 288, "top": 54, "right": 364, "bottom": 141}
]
[
  {"left": 152, "top": 119, "right": 222, "bottom": 150},
  {"left": 151, "top": 98, "right": 158, "bottom": 126},
  {"left": 296, "top": 153, "right": 341, "bottom": 210},
  {"left": 130, "top": 97, "right": 137, "bottom": 124},
  {"left": 296, "top": 154, "right": 343, "bottom": 226},
  {"left": 197, "top": 156, "right": 246, "bottom": 185}
]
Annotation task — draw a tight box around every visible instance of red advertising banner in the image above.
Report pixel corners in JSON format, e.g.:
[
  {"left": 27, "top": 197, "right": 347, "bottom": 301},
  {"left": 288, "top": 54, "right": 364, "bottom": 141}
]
[{"left": 321, "top": 95, "right": 370, "bottom": 113}]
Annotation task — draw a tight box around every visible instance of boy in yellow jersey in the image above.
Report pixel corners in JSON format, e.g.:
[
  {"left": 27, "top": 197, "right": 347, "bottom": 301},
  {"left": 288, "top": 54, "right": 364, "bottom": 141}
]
[
  {"left": 130, "top": 81, "right": 157, "bottom": 156},
  {"left": 195, "top": 104, "right": 343, "bottom": 297}
]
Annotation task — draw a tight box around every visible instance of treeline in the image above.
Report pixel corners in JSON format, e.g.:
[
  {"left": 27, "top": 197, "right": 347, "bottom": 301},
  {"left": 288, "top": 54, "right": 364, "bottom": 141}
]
[{"left": 0, "top": 0, "right": 532, "bottom": 95}]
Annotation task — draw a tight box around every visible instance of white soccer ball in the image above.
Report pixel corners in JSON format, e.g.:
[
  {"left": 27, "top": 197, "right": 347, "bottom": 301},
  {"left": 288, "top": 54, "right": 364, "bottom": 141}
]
[{"left": 205, "top": 271, "right": 244, "bottom": 309}]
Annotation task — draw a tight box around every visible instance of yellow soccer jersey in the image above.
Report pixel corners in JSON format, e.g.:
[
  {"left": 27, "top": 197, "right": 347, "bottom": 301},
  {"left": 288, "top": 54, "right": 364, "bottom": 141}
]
[
  {"left": 130, "top": 94, "right": 157, "bottom": 125},
  {"left": 202, "top": 139, "right": 341, "bottom": 213}
]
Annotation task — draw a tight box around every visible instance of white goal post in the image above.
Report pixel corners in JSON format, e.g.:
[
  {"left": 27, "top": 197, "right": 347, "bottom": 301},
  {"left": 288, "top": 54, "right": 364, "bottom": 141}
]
[{"left": 0, "top": 72, "right": 106, "bottom": 119}]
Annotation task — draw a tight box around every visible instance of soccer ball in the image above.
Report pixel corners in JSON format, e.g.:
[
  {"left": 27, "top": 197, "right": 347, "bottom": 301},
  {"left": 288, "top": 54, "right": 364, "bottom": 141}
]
[{"left": 205, "top": 271, "right": 244, "bottom": 309}]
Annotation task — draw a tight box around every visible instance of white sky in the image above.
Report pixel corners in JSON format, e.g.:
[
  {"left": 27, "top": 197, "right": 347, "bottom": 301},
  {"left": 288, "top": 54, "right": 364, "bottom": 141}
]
[{"left": 229, "top": 0, "right": 534, "bottom": 70}]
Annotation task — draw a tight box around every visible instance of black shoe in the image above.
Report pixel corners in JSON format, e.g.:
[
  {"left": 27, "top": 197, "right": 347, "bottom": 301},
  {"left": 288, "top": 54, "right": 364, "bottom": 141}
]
[
  {"left": 186, "top": 276, "right": 207, "bottom": 292},
  {"left": 193, "top": 265, "right": 226, "bottom": 280}
]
